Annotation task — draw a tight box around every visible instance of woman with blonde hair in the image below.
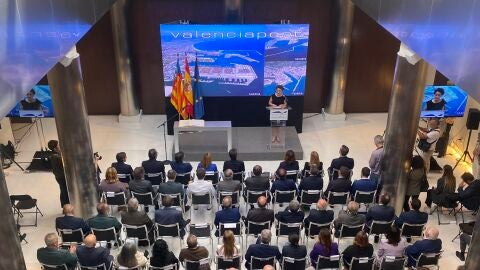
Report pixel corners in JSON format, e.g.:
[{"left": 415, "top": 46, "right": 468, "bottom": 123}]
[
  {"left": 216, "top": 230, "right": 240, "bottom": 258},
  {"left": 197, "top": 152, "right": 218, "bottom": 172},
  {"left": 302, "top": 151, "right": 323, "bottom": 176},
  {"left": 99, "top": 167, "right": 128, "bottom": 196}
]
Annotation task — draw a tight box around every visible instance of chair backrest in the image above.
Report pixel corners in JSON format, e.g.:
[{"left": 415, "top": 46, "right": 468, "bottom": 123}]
[
  {"left": 250, "top": 256, "right": 275, "bottom": 270},
  {"left": 327, "top": 192, "right": 349, "bottom": 206},
  {"left": 145, "top": 172, "right": 164, "bottom": 185},
  {"left": 282, "top": 257, "right": 306, "bottom": 270},
  {"left": 300, "top": 190, "right": 322, "bottom": 206},
  {"left": 79, "top": 263, "right": 108, "bottom": 270},
  {"left": 219, "top": 222, "right": 242, "bottom": 236},
  {"left": 354, "top": 190, "right": 376, "bottom": 205},
  {"left": 149, "top": 264, "right": 178, "bottom": 270},
  {"left": 41, "top": 263, "right": 68, "bottom": 270},
  {"left": 218, "top": 191, "right": 240, "bottom": 206},
  {"left": 156, "top": 223, "right": 180, "bottom": 238},
  {"left": 217, "top": 255, "right": 241, "bottom": 270},
  {"left": 277, "top": 221, "right": 302, "bottom": 236},
  {"left": 117, "top": 173, "right": 132, "bottom": 183},
  {"left": 401, "top": 222, "right": 426, "bottom": 238},
  {"left": 417, "top": 252, "right": 441, "bottom": 267},
  {"left": 247, "top": 221, "right": 271, "bottom": 236},
  {"left": 369, "top": 220, "right": 393, "bottom": 236},
  {"left": 189, "top": 223, "right": 212, "bottom": 238},
  {"left": 273, "top": 190, "right": 296, "bottom": 204},
  {"left": 103, "top": 192, "right": 126, "bottom": 206},
  {"left": 378, "top": 256, "right": 406, "bottom": 270},
  {"left": 306, "top": 222, "right": 331, "bottom": 237},
  {"left": 330, "top": 168, "right": 352, "bottom": 181},
  {"left": 184, "top": 257, "right": 211, "bottom": 270},
  {"left": 160, "top": 193, "right": 183, "bottom": 207},
  {"left": 246, "top": 190, "right": 269, "bottom": 204},
  {"left": 175, "top": 172, "right": 192, "bottom": 185},
  {"left": 286, "top": 170, "right": 299, "bottom": 181},
  {"left": 232, "top": 171, "right": 245, "bottom": 182},
  {"left": 58, "top": 228, "right": 84, "bottom": 244},
  {"left": 124, "top": 224, "right": 149, "bottom": 241},
  {"left": 339, "top": 224, "right": 364, "bottom": 238},
  {"left": 205, "top": 171, "right": 219, "bottom": 185},
  {"left": 350, "top": 257, "right": 374, "bottom": 270},
  {"left": 131, "top": 191, "right": 154, "bottom": 206},
  {"left": 91, "top": 227, "right": 117, "bottom": 243},
  {"left": 316, "top": 255, "right": 340, "bottom": 269},
  {"left": 190, "top": 192, "right": 211, "bottom": 205}
]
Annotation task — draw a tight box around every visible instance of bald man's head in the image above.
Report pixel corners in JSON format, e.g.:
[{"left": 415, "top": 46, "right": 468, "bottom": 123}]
[
  {"left": 263, "top": 265, "right": 275, "bottom": 270},
  {"left": 317, "top": 199, "right": 328, "bottom": 210},
  {"left": 257, "top": 196, "right": 267, "bottom": 208},
  {"left": 223, "top": 196, "right": 232, "bottom": 208},
  {"left": 62, "top": 204, "right": 74, "bottom": 216},
  {"left": 425, "top": 227, "right": 439, "bottom": 240},
  {"left": 84, "top": 234, "right": 97, "bottom": 248}
]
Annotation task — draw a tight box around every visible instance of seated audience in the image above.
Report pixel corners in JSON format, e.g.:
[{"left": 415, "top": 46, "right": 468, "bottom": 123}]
[
  {"left": 282, "top": 233, "right": 307, "bottom": 259},
  {"left": 375, "top": 226, "right": 407, "bottom": 266},
  {"left": 170, "top": 151, "right": 193, "bottom": 174},
  {"left": 457, "top": 172, "right": 480, "bottom": 211},
  {"left": 405, "top": 227, "right": 442, "bottom": 267},
  {"left": 404, "top": 155, "right": 426, "bottom": 212},
  {"left": 278, "top": 149, "right": 300, "bottom": 173},
  {"left": 304, "top": 199, "right": 334, "bottom": 231},
  {"left": 179, "top": 234, "right": 210, "bottom": 270},
  {"left": 87, "top": 202, "right": 122, "bottom": 234},
  {"left": 98, "top": 167, "right": 128, "bottom": 197},
  {"left": 324, "top": 166, "right": 353, "bottom": 198},
  {"left": 350, "top": 167, "right": 377, "bottom": 197},
  {"left": 395, "top": 198, "right": 428, "bottom": 229},
  {"left": 158, "top": 170, "right": 186, "bottom": 202},
  {"left": 223, "top": 148, "right": 245, "bottom": 173},
  {"left": 342, "top": 231, "right": 374, "bottom": 268},
  {"left": 365, "top": 194, "right": 396, "bottom": 242},
  {"left": 216, "top": 230, "right": 241, "bottom": 258},
  {"left": 187, "top": 168, "right": 216, "bottom": 210},
  {"left": 115, "top": 242, "right": 148, "bottom": 269},
  {"left": 129, "top": 166, "right": 157, "bottom": 211},
  {"left": 302, "top": 150, "right": 323, "bottom": 176},
  {"left": 111, "top": 152, "right": 134, "bottom": 183},
  {"left": 56, "top": 204, "right": 90, "bottom": 235},
  {"left": 155, "top": 196, "right": 190, "bottom": 238},
  {"left": 150, "top": 239, "right": 179, "bottom": 268},
  {"left": 244, "top": 229, "right": 282, "bottom": 269},
  {"left": 141, "top": 148, "right": 165, "bottom": 186},
  {"left": 120, "top": 198, "right": 155, "bottom": 245},
  {"left": 214, "top": 196, "right": 241, "bottom": 236},
  {"left": 425, "top": 164, "right": 456, "bottom": 209},
  {"left": 333, "top": 201, "right": 365, "bottom": 238},
  {"left": 275, "top": 200, "right": 304, "bottom": 224},
  {"left": 270, "top": 168, "right": 297, "bottom": 196},
  {"left": 244, "top": 196, "right": 275, "bottom": 230},
  {"left": 310, "top": 228, "right": 339, "bottom": 268},
  {"left": 328, "top": 145, "right": 354, "bottom": 178},
  {"left": 298, "top": 164, "right": 323, "bottom": 194},
  {"left": 37, "top": 233, "right": 77, "bottom": 269},
  {"left": 76, "top": 234, "right": 113, "bottom": 268},
  {"left": 197, "top": 152, "right": 218, "bottom": 172},
  {"left": 217, "top": 169, "right": 242, "bottom": 193},
  {"left": 456, "top": 221, "right": 475, "bottom": 261},
  {"left": 245, "top": 165, "right": 270, "bottom": 195}
]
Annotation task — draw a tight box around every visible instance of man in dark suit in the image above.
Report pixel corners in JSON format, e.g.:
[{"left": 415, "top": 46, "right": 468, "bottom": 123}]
[
  {"left": 141, "top": 148, "right": 165, "bottom": 186},
  {"left": 217, "top": 169, "right": 242, "bottom": 193},
  {"left": 324, "top": 166, "right": 352, "bottom": 198},
  {"left": 298, "top": 164, "right": 323, "bottom": 194},
  {"left": 304, "top": 199, "right": 334, "bottom": 230},
  {"left": 76, "top": 234, "right": 113, "bottom": 268},
  {"left": 244, "top": 229, "right": 282, "bottom": 269},
  {"left": 37, "top": 233, "right": 77, "bottom": 269},
  {"left": 129, "top": 166, "right": 158, "bottom": 211},
  {"left": 223, "top": 148, "right": 245, "bottom": 173},
  {"left": 244, "top": 165, "right": 270, "bottom": 198},
  {"left": 47, "top": 140, "right": 69, "bottom": 208},
  {"left": 333, "top": 201, "right": 365, "bottom": 237},
  {"left": 56, "top": 204, "right": 90, "bottom": 235},
  {"left": 155, "top": 196, "right": 190, "bottom": 238},
  {"left": 457, "top": 172, "right": 480, "bottom": 211},
  {"left": 271, "top": 168, "right": 297, "bottom": 197},
  {"left": 244, "top": 196, "right": 275, "bottom": 230},
  {"left": 350, "top": 167, "right": 378, "bottom": 197},
  {"left": 281, "top": 233, "right": 307, "bottom": 259},
  {"left": 275, "top": 199, "right": 304, "bottom": 224},
  {"left": 328, "top": 145, "right": 354, "bottom": 178},
  {"left": 87, "top": 203, "right": 122, "bottom": 233},
  {"left": 395, "top": 198, "right": 428, "bottom": 228},
  {"left": 365, "top": 194, "right": 396, "bottom": 242},
  {"left": 170, "top": 151, "right": 193, "bottom": 175},
  {"left": 158, "top": 170, "right": 186, "bottom": 200},
  {"left": 405, "top": 227, "right": 442, "bottom": 267},
  {"left": 121, "top": 197, "right": 155, "bottom": 245},
  {"left": 214, "top": 196, "right": 241, "bottom": 236},
  {"left": 111, "top": 152, "right": 134, "bottom": 183}
]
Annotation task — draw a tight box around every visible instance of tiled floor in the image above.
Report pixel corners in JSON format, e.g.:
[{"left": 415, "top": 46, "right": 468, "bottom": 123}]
[{"left": 4, "top": 114, "right": 473, "bottom": 269}]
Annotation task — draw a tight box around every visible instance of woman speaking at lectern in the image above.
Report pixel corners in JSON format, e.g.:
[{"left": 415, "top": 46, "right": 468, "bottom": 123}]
[{"left": 268, "top": 85, "right": 287, "bottom": 143}]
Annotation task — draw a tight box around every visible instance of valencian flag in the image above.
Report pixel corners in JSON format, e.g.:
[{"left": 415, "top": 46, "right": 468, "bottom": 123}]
[
  {"left": 183, "top": 55, "right": 194, "bottom": 118},
  {"left": 193, "top": 54, "right": 204, "bottom": 119},
  {"left": 170, "top": 56, "right": 187, "bottom": 119}
]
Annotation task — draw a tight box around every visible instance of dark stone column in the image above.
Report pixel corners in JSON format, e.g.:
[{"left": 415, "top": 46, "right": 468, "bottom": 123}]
[{"left": 465, "top": 213, "right": 480, "bottom": 269}]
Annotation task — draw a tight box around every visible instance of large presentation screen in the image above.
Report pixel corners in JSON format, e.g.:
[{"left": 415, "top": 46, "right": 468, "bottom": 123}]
[
  {"left": 160, "top": 24, "right": 310, "bottom": 97},
  {"left": 7, "top": 85, "right": 54, "bottom": 118},
  {"left": 420, "top": 85, "right": 468, "bottom": 118}
]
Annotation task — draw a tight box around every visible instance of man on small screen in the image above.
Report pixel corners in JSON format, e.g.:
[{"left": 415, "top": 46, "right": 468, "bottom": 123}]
[{"left": 20, "top": 89, "right": 48, "bottom": 115}]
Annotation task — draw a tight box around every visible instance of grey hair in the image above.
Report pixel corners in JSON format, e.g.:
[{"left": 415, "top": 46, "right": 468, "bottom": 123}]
[
  {"left": 374, "top": 135, "right": 384, "bottom": 145},
  {"left": 44, "top": 233, "right": 58, "bottom": 247},
  {"left": 347, "top": 201, "right": 359, "bottom": 214},
  {"left": 128, "top": 197, "right": 139, "bottom": 211},
  {"left": 223, "top": 169, "right": 233, "bottom": 180},
  {"left": 260, "top": 229, "right": 272, "bottom": 244},
  {"left": 289, "top": 199, "right": 300, "bottom": 212}
]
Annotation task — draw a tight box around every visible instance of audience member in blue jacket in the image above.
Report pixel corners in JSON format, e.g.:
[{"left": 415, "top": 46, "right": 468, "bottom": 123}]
[
  {"left": 214, "top": 196, "right": 241, "bottom": 236},
  {"left": 405, "top": 227, "right": 442, "bottom": 267},
  {"left": 365, "top": 194, "right": 396, "bottom": 227},
  {"left": 394, "top": 198, "right": 428, "bottom": 228},
  {"left": 350, "top": 167, "right": 377, "bottom": 197},
  {"left": 298, "top": 164, "right": 323, "bottom": 194},
  {"left": 55, "top": 204, "right": 91, "bottom": 235},
  {"left": 170, "top": 151, "right": 193, "bottom": 174},
  {"left": 245, "top": 229, "right": 282, "bottom": 269},
  {"left": 197, "top": 152, "right": 218, "bottom": 172},
  {"left": 271, "top": 168, "right": 298, "bottom": 195},
  {"left": 155, "top": 196, "right": 190, "bottom": 238}
]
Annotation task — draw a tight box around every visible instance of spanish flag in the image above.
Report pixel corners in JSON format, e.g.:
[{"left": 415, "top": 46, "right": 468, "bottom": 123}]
[
  {"left": 183, "top": 55, "right": 194, "bottom": 118},
  {"left": 170, "top": 56, "right": 187, "bottom": 119}
]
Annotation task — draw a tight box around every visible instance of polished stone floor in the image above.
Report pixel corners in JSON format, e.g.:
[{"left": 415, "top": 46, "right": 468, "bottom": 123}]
[{"left": 4, "top": 114, "right": 473, "bottom": 269}]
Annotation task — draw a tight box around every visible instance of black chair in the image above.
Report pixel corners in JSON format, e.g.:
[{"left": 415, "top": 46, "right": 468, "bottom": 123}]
[
  {"left": 316, "top": 255, "right": 341, "bottom": 269},
  {"left": 216, "top": 255, "right": 241, "bottom": 270},
  {"left": 232, "top": 171, "right": 245, "bottom": 182},
  {"left": 336, "top": 224, "right": 364, "bottom": 244},
  {"left": 175, "top": 172, "right": 192, "bottom": 186},
  {"left": 145, "top": 172, "right": 164, "bottom": 185},
  {"left": 400, "top": 222, "right": 426, "bottom": 241},
  {"left": 160, "top": 193, "right": 184, "bottom": 213},
  {"left": 286, "top": 170, "right": 300, "bottom": 182},
  {"left": 299, "top": 190, "right": 322, "bottom": 208},
  {"left": 246, "top": 190, "right": 270, "bottom": 207},
  {"left": 156, "top": 223, "right": 182, "bottom": 246},
  {"left": 249, "top": 256, "right": 275, "bottom": 270},
  {"left": 10, "top": 195, "right": 44, "bottom": 227},
  {"left": 272, "top": 190, "right": 296, "bottom": 212},
  {"left": 58, "top": 228, "right": 84, "bottom": 245},
  {"left": 102, "top": 192, "right": 127, "bottom": 212},
  {"left": 282, "top": 257, "right": 306, "bottom": 270},
  {"left": 183, "top": 257, "right": 211, "bottom": 270},
  {"left": 91, "top": 227, "right": 121, "bottom": 247},
  {"left": 245, "top": 221, "right": 271, "bottom": 245},
  {"left": 456, "top": 202, "right": 479, "bottom": 223},
  {"left": 276, "top": 221, "right": 302, "bottom": 244},
  {"left": 79, "top": 262, "right": 112, "bottom": 270},
  {"left": 218, "top": 191, "right": 240, "bottom": 209},
  {"left": 189, "top": 192, "right": 212, "bottom": 219},
  {"left": 40, "top": 263, "right": 68, "bottom": 270},
  {"left": 305, "top": 222, "right": 331, "bottom": 245},
  {"left": 368, "top": 220, "right": 393, "bottom": 241},
  {"left": 149, "top": 264, "right": 178, "bottom": 270},
  {"left": 346, "top": 257, "right": 374, "bottom": 270},
  {"left": 117, "top": 173, "right": 132, "bottom": 184},
  {"left": 412, "top": 252, "right": 442, "bottom": 270},
  {"left": 377, "top": 256, "right": 406, "bottom": 270},
  {"left": 353, "top": 190, "right": 376, "bottom": 209},
  {"left": 189, "top": 223, "right": 213, "bottom": 253},
  {"left": 124, "top": 224, "right": 152, "bottom": 246},
  {"left": 205, "top": 171, "right": 220, "bottom": 186},
  {"left": 327, "top": 192, "right": 350, "bottom": 209},
  {"left": 433, "top": 203, "right": 459, "bottom": 225},
  {"left": 329, "top": 168, "right": 352, "bottom": 181},
  {"left": 131, "top": 191, "right": 155, "bottom": 211}
]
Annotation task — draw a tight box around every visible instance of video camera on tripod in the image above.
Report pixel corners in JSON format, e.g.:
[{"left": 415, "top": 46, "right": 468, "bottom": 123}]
[{"left": 0, "top": 141, "right": 16, "bottom": 169}]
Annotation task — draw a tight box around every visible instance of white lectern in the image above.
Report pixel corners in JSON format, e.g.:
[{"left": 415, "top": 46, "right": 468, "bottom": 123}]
[{"left": 267, "top": 106, "right": 291, "bottom": 148}]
